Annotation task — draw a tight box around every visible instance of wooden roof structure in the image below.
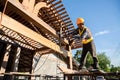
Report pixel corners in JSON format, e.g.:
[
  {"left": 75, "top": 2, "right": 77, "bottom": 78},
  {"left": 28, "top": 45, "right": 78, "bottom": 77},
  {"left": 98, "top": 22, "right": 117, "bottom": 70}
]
[
  {"left": 0, "top": 0, "right": 82, "bottom": 73},
  {"left": 0, "top": 0, "right": 82, "bottom": 50}
]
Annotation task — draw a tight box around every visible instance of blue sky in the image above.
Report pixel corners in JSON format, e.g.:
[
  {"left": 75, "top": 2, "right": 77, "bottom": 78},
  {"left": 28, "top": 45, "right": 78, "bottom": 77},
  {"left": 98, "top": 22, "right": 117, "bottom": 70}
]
[{"left": 62, "top": 0, "right": 120, "bottom": 66}]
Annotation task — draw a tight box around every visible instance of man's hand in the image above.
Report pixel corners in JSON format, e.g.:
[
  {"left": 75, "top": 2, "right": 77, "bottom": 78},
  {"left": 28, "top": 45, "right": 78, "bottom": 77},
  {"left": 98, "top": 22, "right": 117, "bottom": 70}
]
[{"left": 82, "top": 39, "right": 87, "bottom": 44}]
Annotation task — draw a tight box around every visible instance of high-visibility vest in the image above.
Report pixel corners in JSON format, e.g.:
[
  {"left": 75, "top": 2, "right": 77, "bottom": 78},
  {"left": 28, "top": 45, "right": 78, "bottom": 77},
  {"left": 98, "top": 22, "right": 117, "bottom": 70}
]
[{"left": 78, "top": 27, "right": 93, "bottom": 44}]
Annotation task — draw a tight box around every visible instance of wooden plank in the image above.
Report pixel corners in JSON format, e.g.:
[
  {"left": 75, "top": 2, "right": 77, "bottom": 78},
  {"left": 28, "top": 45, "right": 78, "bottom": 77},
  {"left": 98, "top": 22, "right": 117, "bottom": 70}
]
[
  {"left": 60, "top": 14, "right": 69, "bottom": 19},
  {"left": 0, "top": 12, "right": 70, "bottom": 57},
  {"left": 53, "top": 8, "right": 65, "bottom": 14},
  {"left": 50, "top": 0, "right": 62, "bottom": 7},
  {"left": 5, "top": 0, "right": 68, "bottom": 44},
  {"left": 0, "top": 72, "right": 41, "bottom": 77},
  {"left": 58, "top": 66, "right": 91, "bottom": 76},
  {"left": 47, "top": 0, "right": 56, "bottom": 4},
  {"left": 36, "top": 47, "right": 54, "bottom": 54},
  {"left": 54, "top": 4, "right": 63, "bottom": 9},
  {"left": 64, "top": 72, "right": 120, "bottom": 76},
  {"left": 58, "top": 66, "right": 78, "bottom": 74},
  {"left": 59, "top": 66, "right": 120, "bottom": 77}
]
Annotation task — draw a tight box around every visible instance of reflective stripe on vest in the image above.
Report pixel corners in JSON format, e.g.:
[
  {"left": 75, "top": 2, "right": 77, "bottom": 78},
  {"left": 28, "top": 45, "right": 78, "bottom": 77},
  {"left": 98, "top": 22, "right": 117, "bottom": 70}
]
[
  {"left": 82, "top": 37, "right": 93, "bottom": 44},
  {"left": 78, "top": 28, "right": 85, "bottom": 36}
]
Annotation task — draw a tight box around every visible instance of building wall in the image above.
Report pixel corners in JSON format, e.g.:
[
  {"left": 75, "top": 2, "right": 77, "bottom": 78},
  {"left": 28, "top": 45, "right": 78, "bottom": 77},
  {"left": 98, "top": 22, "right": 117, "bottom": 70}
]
[{"left": 33, "top": 53, "right": 67, "bottom": 78}]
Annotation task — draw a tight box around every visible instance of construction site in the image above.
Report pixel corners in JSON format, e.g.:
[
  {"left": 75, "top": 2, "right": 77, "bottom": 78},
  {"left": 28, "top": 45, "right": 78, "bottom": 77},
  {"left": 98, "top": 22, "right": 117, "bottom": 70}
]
[{"left": 0, "top": 0, "right": 120, "bottom": 80}]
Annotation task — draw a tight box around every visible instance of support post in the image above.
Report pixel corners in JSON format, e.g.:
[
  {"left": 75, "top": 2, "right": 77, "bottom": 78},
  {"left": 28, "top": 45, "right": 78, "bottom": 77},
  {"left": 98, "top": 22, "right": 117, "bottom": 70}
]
[
  {"left": 66, "top": 44, "right": 73, "bottom": 80},
  {"left": 0, "top": 41, "right": 7, "bottom": 70},
  {"left": 3, "top": 45, "right": 18, "bottom": 80}
]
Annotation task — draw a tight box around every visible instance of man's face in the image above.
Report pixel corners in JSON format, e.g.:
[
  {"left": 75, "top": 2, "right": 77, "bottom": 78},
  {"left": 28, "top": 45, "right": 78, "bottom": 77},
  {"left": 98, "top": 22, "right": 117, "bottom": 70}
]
[{"left": 77, "top": 23, "right": 84, "bottom": 29}]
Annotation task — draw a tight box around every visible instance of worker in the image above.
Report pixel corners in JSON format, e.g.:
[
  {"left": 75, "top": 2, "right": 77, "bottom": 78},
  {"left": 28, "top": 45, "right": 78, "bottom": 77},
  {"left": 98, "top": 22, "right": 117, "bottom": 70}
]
[{"left": 70, "top": 18, "right": 99, "bottom": 70}]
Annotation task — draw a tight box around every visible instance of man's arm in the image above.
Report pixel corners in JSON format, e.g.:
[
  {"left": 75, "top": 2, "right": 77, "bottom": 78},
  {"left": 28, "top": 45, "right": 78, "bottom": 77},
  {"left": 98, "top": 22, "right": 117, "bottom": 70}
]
[{"left": 68, "top": 28, "right": 78, "bottom": 35}]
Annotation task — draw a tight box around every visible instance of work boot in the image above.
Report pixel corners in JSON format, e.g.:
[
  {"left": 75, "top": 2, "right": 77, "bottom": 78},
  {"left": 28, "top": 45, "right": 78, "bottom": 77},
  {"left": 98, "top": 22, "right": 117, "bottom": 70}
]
[
  {"left": 78, "top": 65, "right": 86, "bottom": 70},
  {"left": 92, "top": 63, "right": 99, "bottom": 69},
  {"left": 91, "top": 63, "right": 105, "bottom": 73},
  {"left": 78, "top": 66, "right": 89, "bottom": 73}
]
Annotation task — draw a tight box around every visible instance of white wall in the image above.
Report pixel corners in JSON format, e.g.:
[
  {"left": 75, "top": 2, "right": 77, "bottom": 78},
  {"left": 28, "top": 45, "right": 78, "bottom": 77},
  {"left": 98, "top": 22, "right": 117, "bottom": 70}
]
[{"left": 33, "top": 53, "right": 67, "bottom": 78}]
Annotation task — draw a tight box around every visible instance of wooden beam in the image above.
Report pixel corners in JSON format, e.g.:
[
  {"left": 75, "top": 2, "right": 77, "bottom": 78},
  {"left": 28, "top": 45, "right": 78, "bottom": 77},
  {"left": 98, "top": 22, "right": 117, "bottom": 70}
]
[
  {"left": 5, "top": 0, "right": 68, "bottom": 44},
  {"left": 0, "top": 72, "right": 41, "bottom": 77},
  {"left": 47, "top": 0, "right": 56, "bottom": 4},
  {"left": 33, "top": 2, "right": 49, "bottom": 15},
  {"left": 0, "top": 12, "right": 70, "bottom": 57},
  {"left": 50, "top": 0, "right": 62, "bottom": 7},
  {"left": 64, "top": 72, "right": 120, "bottom": 76},
  {"left": 36, "top": 47, "right": 54, "bottom": 54}
]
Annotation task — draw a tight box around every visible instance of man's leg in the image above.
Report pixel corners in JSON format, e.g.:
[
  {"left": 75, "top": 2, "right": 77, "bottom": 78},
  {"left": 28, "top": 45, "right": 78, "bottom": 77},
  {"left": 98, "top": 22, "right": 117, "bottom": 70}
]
[
  {"left": 92, "top": 57, "right": 99, "bottom": 69},
  {"left": 89, "top": 41, "right": 99, "bottom": 69},
  {"left": 79, "top": 48, "right": 88, "bottom": 70}
]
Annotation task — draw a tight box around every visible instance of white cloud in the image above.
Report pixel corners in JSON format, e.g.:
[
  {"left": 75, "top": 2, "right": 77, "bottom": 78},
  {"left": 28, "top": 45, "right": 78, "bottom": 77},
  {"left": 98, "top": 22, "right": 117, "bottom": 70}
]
[{"left": 94, "top": 30, "right": 110, "bottom": 37}]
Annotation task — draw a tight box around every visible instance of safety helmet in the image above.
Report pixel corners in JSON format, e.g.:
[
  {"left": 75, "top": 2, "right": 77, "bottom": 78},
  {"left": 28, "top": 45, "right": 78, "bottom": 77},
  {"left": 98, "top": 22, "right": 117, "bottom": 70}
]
[{"left": 76, "top": 18, "right": 84, "bottom": 24}]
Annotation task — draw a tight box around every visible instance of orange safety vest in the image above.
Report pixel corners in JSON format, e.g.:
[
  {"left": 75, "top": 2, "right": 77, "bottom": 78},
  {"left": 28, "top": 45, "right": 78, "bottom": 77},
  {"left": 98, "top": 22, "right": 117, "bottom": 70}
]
[{"left": 78, "top": 27, "right": 93, "bottom": 44}]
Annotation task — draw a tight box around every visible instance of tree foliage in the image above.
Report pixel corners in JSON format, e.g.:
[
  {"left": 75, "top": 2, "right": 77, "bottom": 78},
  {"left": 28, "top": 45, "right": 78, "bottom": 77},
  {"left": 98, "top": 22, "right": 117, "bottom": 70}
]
[
  {"left": 110, "top": 65, "right": 120, "bottom": 72},
  {"left": 73, "top": 50, "right": 82, "bottom": 62},
  {"left": 97, "top": 53, "right": 111, "bottom": 72}
]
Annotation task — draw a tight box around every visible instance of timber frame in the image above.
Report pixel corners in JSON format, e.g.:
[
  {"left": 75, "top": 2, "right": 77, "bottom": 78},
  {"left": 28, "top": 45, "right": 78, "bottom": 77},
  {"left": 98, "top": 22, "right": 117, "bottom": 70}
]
[{"left": 0, "top": 0, "right": 81, "bottom": 76}]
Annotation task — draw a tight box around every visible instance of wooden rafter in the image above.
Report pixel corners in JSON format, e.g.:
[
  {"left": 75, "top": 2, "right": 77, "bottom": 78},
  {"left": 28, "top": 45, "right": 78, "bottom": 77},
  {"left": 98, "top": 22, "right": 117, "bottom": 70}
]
[{"left": 0, "top": 12, "right": 71, "bottom": 57}]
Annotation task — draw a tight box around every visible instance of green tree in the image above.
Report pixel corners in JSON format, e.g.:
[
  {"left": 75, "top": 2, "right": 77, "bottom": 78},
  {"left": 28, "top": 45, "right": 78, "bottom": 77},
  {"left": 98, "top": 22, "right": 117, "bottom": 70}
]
[
  {"left": 73, "top": 50, "right": 82, "bottom": 62},
  {"left": 110, "top": 65, "right": 120, "bottom": 72},
  {"left": 86, "top": 53, "right": 93, "bottom": 68},
  {"left": 97, "top": 53, "right": 111, "bottom": 72}
]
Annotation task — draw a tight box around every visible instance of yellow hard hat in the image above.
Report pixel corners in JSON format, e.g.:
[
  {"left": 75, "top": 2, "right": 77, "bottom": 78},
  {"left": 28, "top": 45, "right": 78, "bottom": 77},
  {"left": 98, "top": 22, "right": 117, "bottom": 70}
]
[{"left": 76, "top": 18, "right": 84, "bottom": 24}]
